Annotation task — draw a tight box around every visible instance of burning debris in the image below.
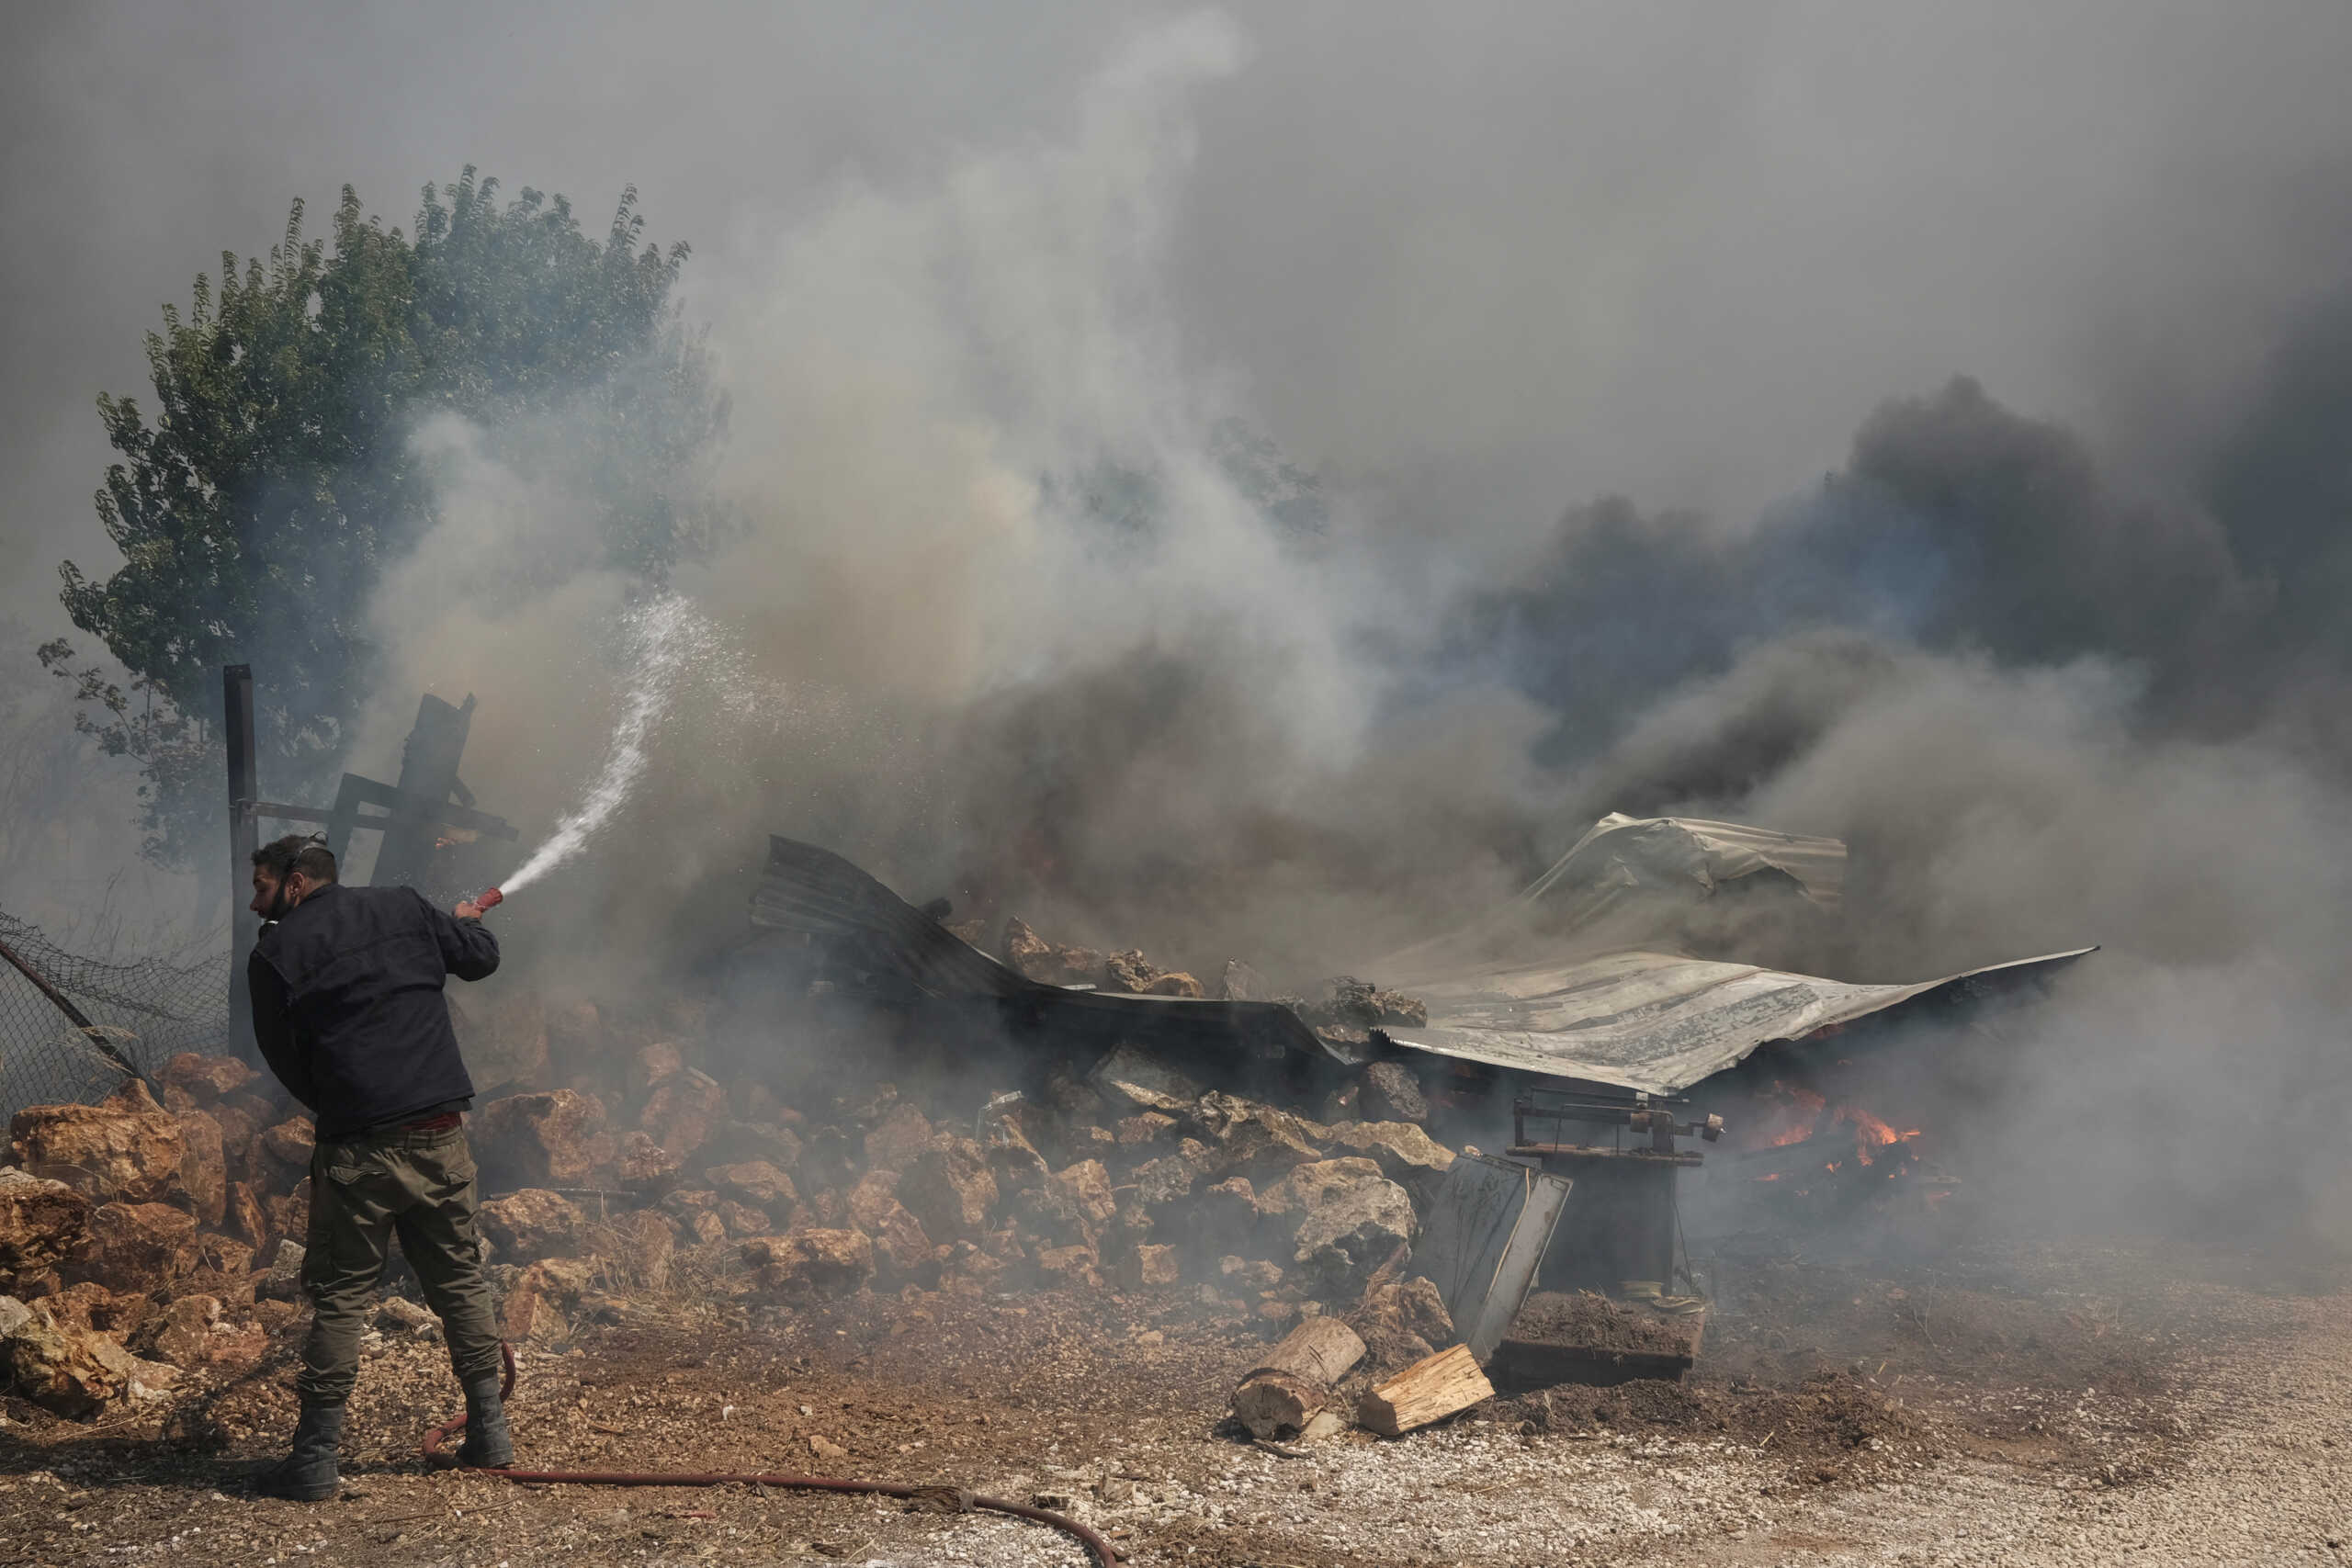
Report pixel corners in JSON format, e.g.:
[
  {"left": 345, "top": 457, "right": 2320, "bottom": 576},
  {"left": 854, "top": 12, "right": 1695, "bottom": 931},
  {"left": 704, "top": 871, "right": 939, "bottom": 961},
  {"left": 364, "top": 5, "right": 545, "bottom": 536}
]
[{"left": 0, "top": 811, "right": 2086, "bottom": 1463}]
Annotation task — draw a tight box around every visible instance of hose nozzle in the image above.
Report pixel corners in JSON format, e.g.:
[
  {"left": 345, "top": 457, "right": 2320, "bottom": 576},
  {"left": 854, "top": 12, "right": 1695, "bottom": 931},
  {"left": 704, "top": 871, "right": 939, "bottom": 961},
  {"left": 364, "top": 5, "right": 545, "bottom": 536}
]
[{"left": 476, "top": 887, "right": 503, "bottom": 912}]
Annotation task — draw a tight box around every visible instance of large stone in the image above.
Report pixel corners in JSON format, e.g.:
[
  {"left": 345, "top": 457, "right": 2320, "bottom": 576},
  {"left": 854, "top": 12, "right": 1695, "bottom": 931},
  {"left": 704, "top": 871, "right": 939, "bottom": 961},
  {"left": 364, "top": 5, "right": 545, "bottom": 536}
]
[
  {"left": 0, "top": 1168, "right": 92, "bottom": 1278},
  {"left": 718, "top": 1200, "right": 771, "bottom": 1237},
  {"left": 479, "top": 1189, "right": 586, "bottom": 1260},
  {"left": 861, "top": 1103, "right": 934, "bottom": 1176},
  {"left": 40, "top": 1280, "right": 119, "bottom": 1333},
  {"left": 1194, "top": 1176, "right": 1261, "bottom": 1258},
  {"left": 258, "top": 1116, "right": 315, "bottom": 1181},
  {"left": 980, "top": 1109, "right": 1051, "bottom": 1192},
  {"left": 1, "top": 1297, "right": 169, "bottom": 1416},
  {"left": 1035, "top": 1243, "right": 1102, "bottom": 1289},
  {"left": 476, "top": 1090, "right": 611, "bottom": 1188},
  {"left": 160, "top": 1053, "right": 259, "bottom": 1104},
  {"left": 1322, "top": 1121, "right": 1456, "bottom": 1184},
  {"left": 1102, "top": 950, "right": 1157, "bottom": 994},
  {"left": 132, "top": 1293, "right": 267, "bottom": 1371},
  {"left": 210, "top": 1103, "right": 262, "bottom": 1186},
  {"left": 628, "top": 1041, "right": 684, "bottom": 1100},
  {"left": 1089, "top": 1044, "right": 1202, "bottom": 1115},
  {"left": 1001, "top": 918, "right": 1106, "bottom": 987},
  {"left": 707, "top": 1160, "right": 798, "bottom": 1218},
  {"left": 501, "top": 1258, "right": 595, "bottom": 1345},
  {"left": 1015, "top": 1159, "right": 1118, "bottom": 1247},
  {"left": 10, "top": 1081, "right": 189, "bottom": 1204},
  {"left": 1360, "top": 1062, "right": 1430, "bottom": 1125},
  {"left": 175, "top": 1108, "right": 228, "bottom": 1227},
  {"left": 1123, "top": 1242, "right": 1182, "bottom": 1288},
  {"left": 264, "top": 1178, "right": 311, "bottom": 1246},
  {"left": 1131, "top": 1150, "right": 1204, "bottom": 1209},
  {"left": 637, "top": 1069, "right": 727, "bottom": 1160},
  {"left": 617, "top": 1131, "right": 684, "bottom": 1196},
  {"left": 844, "top": 1172, "right": 933, "bottom": 1280},
  {"left": 260, "top": 1239, "right": 307, "bottom": 1300},
  {"left": 1188, "top": 1092, "right": 1325, "bottom": 1175},
  {"left": 1141, "top": 972, "right": 1204, "bottom": 998},
  {"left": 898, "top": 1137, "right": 998, "bottom": 1242},
  {"left": 183, "top": 1233, "right": 257, "bottom": 1312},
  {"left": 1043, "top": 1058, "right": 1105, "bottom": 1118},
  {"left": 1216, "top": 960, "right": 1269, "bottom": 1001},
  {"left": 74, "top": 1201, "right": 199, "bottom": 1293},
  {"left": 741, "top": 1228, "right": 874, "bottom": 1297},
  {"left": 224, "top": 1179, "right": 269, "bottom": 1251},
  {"left": 1272, "top": 1160, "right": 1416, "bottom": 1296}
]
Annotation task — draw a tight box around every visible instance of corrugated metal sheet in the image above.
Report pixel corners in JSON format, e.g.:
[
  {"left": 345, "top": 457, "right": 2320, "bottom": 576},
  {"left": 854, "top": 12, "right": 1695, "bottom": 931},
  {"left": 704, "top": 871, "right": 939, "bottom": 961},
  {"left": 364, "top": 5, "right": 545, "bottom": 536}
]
[
  {"left": 750, "top": 822, "right": 2093, "bottom": 1097},
  {"left": 751, "top": 836, "right": 1351, "bottom": 1066},
  {"left": 1381, "top": 944, "right": 2097, "bottom": 1096}
]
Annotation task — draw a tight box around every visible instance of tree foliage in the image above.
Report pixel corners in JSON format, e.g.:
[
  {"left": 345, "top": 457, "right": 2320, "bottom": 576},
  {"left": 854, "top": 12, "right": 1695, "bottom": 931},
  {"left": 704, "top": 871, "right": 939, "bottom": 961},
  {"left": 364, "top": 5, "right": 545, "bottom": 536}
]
[{"left": 49, "top": 169, "right": 724, "bottom": 869}]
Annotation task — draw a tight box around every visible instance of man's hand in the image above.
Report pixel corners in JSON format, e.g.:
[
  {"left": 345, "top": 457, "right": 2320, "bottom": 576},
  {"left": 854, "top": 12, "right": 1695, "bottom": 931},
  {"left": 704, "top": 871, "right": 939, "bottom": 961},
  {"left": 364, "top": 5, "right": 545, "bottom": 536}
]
[{"left": 453, "top": 899, "right": 483, "bottom": 920}]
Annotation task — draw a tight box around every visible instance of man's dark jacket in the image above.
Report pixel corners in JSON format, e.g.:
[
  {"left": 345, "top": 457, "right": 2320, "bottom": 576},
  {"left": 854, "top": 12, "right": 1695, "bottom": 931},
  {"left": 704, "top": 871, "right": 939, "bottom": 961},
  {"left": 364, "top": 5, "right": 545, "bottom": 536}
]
[{"left": 248, "top": 883, "right": 499, "bottom": 1139}]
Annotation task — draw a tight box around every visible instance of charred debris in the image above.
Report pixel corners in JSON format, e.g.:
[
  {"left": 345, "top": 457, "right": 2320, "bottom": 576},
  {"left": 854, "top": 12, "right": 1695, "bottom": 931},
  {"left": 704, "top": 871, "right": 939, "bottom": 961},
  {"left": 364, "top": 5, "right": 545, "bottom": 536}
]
[{"left": 0, "top": 813, "right": 2086, "bottom": 1442}]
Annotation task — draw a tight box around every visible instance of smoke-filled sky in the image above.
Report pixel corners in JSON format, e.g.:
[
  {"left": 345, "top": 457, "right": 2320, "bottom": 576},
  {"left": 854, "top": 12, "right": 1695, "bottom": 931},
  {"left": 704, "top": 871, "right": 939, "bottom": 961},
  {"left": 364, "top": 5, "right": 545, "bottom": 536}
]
[
  {"left": 12, "top": 0, "right": 2352, "bottom": 624},
  {"left": 7, "top": 3, "right": 2352, "bottom": 1236}
]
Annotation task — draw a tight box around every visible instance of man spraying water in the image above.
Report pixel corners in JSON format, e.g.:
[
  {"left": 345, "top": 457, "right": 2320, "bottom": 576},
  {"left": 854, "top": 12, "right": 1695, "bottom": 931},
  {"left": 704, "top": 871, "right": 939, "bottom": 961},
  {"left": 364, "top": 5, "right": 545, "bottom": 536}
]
[{"left": 243, "top": 832, "right": 514, "bottom": 1500}]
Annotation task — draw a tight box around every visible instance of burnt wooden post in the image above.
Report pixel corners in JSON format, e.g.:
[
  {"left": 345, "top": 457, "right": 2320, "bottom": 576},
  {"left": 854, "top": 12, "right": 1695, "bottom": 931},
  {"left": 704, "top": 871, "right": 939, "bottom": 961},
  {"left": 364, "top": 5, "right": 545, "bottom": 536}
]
[
  {"left": 368, "top": 694, "right": 477, "bottom": 889},
  {"left": 222, "top": 663, "right": 258, "bottom": 1042}
]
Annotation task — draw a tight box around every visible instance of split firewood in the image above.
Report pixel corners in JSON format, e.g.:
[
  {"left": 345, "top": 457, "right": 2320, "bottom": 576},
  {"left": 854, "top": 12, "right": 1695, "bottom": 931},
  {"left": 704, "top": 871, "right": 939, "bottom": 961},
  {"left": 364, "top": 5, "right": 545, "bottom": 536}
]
[
  {"left": 1355, "top": 1343, "right": 1494, "bottom": 1438},
  {"left": 1230, "top": 1314, "right": 1366, "bottom": 1439}
]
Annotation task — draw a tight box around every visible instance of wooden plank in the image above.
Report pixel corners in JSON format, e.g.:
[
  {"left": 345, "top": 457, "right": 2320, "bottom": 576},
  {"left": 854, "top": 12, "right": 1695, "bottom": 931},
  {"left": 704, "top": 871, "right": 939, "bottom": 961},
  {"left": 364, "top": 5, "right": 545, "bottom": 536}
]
[{"left": 1356, "top": 1344, "right": 1495, "bottom": 1437}]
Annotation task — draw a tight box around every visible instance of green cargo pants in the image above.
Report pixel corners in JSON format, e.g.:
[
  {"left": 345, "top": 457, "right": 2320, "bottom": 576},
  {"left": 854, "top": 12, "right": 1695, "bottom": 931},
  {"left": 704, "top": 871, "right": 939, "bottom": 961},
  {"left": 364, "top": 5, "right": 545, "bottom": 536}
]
[{"left": 299, "top": 1120, "right": 503, "bottom": 1406}]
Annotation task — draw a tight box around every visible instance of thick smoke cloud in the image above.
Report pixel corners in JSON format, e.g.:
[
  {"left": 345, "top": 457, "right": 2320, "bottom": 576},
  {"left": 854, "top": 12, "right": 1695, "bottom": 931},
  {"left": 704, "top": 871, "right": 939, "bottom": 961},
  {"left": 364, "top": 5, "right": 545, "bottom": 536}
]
[{"left": 7, "top": 7, "right": 2352, "bottom": 1243}]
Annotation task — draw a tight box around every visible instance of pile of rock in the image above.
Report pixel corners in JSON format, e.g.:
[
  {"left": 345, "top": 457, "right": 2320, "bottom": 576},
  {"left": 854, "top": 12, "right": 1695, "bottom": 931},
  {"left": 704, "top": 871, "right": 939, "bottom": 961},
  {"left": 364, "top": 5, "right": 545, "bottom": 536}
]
[
  {"left": 456, "top": 997, "right": 1461, "bottom": 1367},
  {"left": 0, "top": 952, "right": 1461, "bottom": 1425},
  {"left": 0, "top": 1051, "right": 316, "bottom": 1416}
]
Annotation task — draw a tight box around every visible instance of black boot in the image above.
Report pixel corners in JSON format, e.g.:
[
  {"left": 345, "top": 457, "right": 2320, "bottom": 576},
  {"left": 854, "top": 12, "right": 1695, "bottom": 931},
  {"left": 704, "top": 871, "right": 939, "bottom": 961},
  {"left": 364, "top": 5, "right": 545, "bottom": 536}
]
[
  {"left": 457, "top": 1375, "right": 513, "bottom": 1468},
  {"left": 254, "top": 1401, "right": 345, "bottom": 1501}
]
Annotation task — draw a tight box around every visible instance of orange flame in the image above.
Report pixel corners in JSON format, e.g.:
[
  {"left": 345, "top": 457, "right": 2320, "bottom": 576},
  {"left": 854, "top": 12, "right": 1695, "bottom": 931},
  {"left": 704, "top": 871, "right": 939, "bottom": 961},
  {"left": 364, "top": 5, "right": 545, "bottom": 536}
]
[
  {"left": 1835, "top": 1106, "right": 1922, "bottom": 1166},
  {"left": 1760, "top": 1082, "right": 1827, "bottom": 1146}
]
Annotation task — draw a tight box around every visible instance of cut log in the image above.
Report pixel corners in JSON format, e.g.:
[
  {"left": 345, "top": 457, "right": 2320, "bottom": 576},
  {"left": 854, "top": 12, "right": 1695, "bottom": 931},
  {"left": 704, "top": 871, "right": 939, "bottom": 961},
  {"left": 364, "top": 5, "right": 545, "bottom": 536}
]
[
  {"left": 1230, "top": 1314, "right": 1366, "bottom": 1440},
  {"left": 1356, "top": 1343, "right": 1495, "bottom": 1438}
]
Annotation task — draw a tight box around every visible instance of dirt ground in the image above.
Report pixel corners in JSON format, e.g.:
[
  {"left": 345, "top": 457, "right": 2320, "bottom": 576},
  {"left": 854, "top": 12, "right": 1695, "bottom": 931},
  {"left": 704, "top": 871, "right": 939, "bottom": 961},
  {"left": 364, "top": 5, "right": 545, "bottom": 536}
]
[{"left": 0, "top": 1233, "right": 2344, "bottom": 1567}]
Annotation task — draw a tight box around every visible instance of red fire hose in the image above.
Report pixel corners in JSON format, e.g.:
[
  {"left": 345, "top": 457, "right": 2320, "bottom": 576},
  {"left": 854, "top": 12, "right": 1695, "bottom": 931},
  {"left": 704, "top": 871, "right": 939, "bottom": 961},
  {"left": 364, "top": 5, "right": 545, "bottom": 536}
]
[{"left": 421, "top": 1344, "right": 1119, "bottom": 1565}]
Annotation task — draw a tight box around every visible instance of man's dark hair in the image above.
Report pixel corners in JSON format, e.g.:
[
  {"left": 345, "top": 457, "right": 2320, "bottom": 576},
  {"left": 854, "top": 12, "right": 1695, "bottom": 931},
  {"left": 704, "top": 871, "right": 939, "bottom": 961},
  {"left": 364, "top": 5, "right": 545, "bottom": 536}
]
[{"left": 254, "top": 832, "right": 338, "bottom": 886}]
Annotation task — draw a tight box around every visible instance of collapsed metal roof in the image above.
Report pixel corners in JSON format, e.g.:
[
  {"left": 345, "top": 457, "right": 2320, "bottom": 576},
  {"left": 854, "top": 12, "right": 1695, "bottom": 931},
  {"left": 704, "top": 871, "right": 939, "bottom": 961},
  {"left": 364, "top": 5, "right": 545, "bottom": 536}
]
[
  {"left": 1377, "top": 945, "right": 2094, "bottom": 1096},
  {"left": 1374, "top": 812, "right": 2093, "bottom": 1095},
  {"left": 751, "top": 817, "right": 2093, "bottom": 1097},
  {"left": 750, "top": 836, "right": 1343, "bottom": 1066}
]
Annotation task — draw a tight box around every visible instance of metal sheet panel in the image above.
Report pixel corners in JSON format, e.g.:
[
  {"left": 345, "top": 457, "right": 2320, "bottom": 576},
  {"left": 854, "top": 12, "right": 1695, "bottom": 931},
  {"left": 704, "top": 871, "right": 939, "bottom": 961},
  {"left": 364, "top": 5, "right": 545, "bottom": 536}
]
[
  {"left": 750, "top": 835, "right": 1347, "bottom": 1067},
  {"left": 1411, "top": 1154, "right": 1575, "bottom": 1363},
  {"left": 1385, "top": 945, "right": 2098, "bottom": 1094}
]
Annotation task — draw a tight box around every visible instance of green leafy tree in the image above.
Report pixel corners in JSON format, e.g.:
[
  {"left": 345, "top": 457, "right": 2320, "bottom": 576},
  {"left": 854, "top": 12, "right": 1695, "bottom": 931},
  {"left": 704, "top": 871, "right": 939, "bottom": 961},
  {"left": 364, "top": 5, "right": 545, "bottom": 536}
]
[{"left": 45, "top": 169, "right": 725, "bottom": 874}]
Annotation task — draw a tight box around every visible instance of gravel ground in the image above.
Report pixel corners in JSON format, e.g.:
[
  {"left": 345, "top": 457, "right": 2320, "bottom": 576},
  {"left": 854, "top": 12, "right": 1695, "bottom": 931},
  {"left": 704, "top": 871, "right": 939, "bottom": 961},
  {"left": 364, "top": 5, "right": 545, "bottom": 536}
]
[{"left": 0, "top": 1241, "right": 2342, "bottom": 1567}]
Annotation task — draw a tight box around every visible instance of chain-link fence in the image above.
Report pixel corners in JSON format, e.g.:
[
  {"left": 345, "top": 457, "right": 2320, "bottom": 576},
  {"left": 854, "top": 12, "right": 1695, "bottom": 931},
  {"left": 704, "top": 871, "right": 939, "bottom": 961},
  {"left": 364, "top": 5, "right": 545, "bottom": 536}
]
[{"left": 0, "top": 909, "right": 232, "bottom": 1119}]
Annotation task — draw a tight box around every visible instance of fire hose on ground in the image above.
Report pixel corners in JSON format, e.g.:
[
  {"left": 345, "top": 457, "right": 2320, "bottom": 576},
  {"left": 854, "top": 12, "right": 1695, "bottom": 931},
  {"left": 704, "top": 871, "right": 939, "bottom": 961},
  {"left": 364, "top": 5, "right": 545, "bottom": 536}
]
[{"left": 419, "top": 1343, "right": 1119, "bottom": 1565}]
